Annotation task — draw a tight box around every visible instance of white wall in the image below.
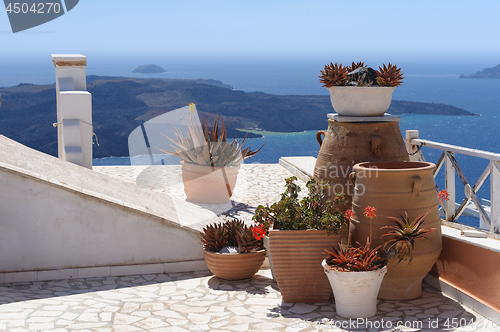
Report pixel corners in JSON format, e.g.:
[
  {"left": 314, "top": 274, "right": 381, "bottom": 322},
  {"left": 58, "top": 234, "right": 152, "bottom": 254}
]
[{"left": 0, "top": 136, "right": 220, "bottom": 273}]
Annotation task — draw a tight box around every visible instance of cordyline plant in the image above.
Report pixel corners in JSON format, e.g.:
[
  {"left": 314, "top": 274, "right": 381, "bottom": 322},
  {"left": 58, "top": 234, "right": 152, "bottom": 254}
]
[
  {"left": 324, "top": 240, "right": 386, "bottom": 272},
  {"left": 159, "top": 112, "right": 263, "bottom": 167},
  {"left": 319, "top": 61, "right": 404, "bottom": 88},
  {"left": 252, "top": 176, "right": 346, "bottom": 237},
  {"left": 201, "top": 219, "right": 263, "bottom": 253},
  {"left": 324, "top": 206, "right": 387, "bottom": 272}
]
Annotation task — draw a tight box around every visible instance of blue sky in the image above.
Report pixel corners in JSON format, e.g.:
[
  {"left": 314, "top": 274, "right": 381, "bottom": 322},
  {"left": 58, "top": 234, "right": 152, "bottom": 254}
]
[{"left": 1, "top": 0, "right": 500, "bottom": 55}]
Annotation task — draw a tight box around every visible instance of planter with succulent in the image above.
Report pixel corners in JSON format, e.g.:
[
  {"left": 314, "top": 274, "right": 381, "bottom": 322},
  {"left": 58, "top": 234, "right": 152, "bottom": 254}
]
[
  {"left": 160, "top": 111, "right": 263, "bottom": 203},
  {"left": 349, "top": 161, "right": 445, "bottom": 300},
  {"left": 322, "top": 207, "right": 388, "bottom": 318},
  {"left": 201, "top": 218, "right": 265, "bottom": 280},
  {"left": 253, "top": 176, "right": 346, "bottom": 303},
  {"left": 319, "top": 62, "right": 404, "bottom": 117}
]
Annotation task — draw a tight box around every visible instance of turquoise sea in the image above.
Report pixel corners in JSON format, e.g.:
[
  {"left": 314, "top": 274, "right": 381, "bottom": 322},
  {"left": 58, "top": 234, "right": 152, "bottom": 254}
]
[{"left": 1, "top": 51, "right": 499, "bottom": 227}]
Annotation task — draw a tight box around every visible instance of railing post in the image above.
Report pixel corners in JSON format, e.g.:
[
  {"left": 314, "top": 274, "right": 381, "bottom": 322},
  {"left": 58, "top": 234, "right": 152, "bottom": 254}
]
[
  {"left": 445, "top": 152, "right": 456, "bottom": 221},
  {"left": 491, "top": 161, "right": 500, "bottom": 233},
  {"left": 405, "top": 130, "right": 420, "bottom": 162}
]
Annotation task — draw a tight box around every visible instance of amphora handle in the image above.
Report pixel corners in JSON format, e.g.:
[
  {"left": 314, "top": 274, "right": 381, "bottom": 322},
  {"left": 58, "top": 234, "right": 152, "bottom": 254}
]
[
  {"left": 411, "top": 176, "right": 422, "bottom": 197},
  {"left": 316, "top": 130, "right": 326, "bottom": 146},
  {"left": 349, "top": 172, "right": 357, "bottom": 186}
]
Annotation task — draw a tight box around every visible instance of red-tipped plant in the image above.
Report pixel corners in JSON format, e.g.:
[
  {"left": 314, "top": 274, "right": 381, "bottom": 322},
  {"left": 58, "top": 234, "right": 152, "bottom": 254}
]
[
  {"left": 319, "top": 62, "right": 348, "bottom": 87},
  {"left": 381, "top": 211, "right": 436, "bottom": 264}
]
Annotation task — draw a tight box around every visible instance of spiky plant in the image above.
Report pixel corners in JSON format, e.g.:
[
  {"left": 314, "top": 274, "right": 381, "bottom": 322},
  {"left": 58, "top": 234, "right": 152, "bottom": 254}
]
[
  {"left": 376, "top": 63, "right": 404, "bottom": 87},
  {"left": 346, "top": 61, "right": 365, "bottom": 73},
  {"left": 159, "top": 114, "right": 263, "bottom": 167},
  {"left": 381, "top": 211, "right": 436, "bottom": 264},
  {"left": 201, "top": 222, "right": 228, "bottom": 252},
  {"left": 324, "top": 240, "right": 386, "bottom": 272},
  {"left": 319, "top": 62, "right": 348, "bottom": 87},
  {"left": 200, "top": 219, "right": 263, "bottom": 253}
]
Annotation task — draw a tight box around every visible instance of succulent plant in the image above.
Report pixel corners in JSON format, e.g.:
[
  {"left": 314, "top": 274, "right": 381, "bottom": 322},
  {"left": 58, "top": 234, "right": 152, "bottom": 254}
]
[
  {"left": 324, "top": 239, "right": 387, "bottom": 272},
  {"left": 200, "top": 219, "right": 263, "bottom": 253},
  {"left": 159, "top": 113, "right": 263, "bottom": 167},
  {"left": 200, "top": 222, "right": 228, "bottom": 252},
  {"left": 319, "top": 61, "right": 404, "bottom": 87},
  {"left": 346, "top": 61, "right": 365, "bottom": 72},
  {"left": 380, "top": 211, "right": 436, "bottom": 264},
  {"left": 319, "top": 62, "right": 348, "bottom": 87},
  {"left": 376, "top": 63, "right": 404, "bottom": 87}
]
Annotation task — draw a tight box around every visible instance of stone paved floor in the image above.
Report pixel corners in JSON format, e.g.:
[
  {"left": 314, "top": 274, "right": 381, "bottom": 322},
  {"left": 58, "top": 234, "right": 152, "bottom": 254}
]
[
  {"left": 0, "top": 269, "right": 497, "bottom": 332},
  {"left": 92, "top": 164, "right": 308, "bottom": 225},
  {"left": 1, "top": 164, "right": 496, "bottom": 331}
]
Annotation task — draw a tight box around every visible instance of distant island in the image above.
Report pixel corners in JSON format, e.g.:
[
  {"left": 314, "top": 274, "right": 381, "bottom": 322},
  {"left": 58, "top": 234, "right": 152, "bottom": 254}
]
[
  {"left": 132, "top": 64, "right": 166, "bottom": 74},
  {"left": 0, "top": 76, "right": 477, "bottom": 159},
  {"left": 460, "top": 64, "right": 500, "bottom": 78}
]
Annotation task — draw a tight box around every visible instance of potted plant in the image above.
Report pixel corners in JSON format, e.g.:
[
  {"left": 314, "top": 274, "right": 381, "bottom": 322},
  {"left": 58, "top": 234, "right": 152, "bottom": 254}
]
[
  {"left": 322, "top": 207, "right": 387, "bottom": 318},
  {"left": 349, "top": 161, "right": 445, "bottom": 300},
  {"left": 201, "top": 218, "right": 266, "bottom": 280},
  {"left": 253, "top": 176, "right": 346, "bottom": 303},
  {"left": 160, "top": 110, "right": 263, "bottom": 203},
  {"left": 319, "top": 62, "right": 404, "bottom": 116}
]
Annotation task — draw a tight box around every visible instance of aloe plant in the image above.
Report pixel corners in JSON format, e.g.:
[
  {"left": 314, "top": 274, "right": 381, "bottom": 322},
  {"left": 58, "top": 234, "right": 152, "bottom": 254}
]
[
  {"left": 159, "top": 113, "right": 263, "bottom": 167},
  {"left": 319, "top": 61, "right": 404, "bottom": 87},
  {"left": 381, "top": 211, "right": 436, "bottom": 264},
  {"left": 200, "top": 219, "right": 263, "bottom": 253},
  {"left": 376, "top": 63, "right": 404, "bottom": 87},
  {"left": 324, "top": 240, "right": 387, "bottom": 272}
]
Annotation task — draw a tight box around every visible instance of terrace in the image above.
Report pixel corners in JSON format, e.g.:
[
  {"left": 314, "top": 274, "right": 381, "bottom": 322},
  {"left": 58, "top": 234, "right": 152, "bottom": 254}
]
[{"left": 0, "top": 56, "right": 499, "bottom": 331}]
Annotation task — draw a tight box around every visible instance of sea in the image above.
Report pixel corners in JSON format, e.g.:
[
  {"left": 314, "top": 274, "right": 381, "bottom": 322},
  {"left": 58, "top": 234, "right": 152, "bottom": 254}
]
[{"left": 1, "top": 50, "right": 499, "bottom": 227}]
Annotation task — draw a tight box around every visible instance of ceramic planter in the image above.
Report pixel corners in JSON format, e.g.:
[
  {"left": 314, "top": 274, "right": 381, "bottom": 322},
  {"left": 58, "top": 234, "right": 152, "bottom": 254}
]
[
  {"left": 269, "top": 229, "right": 341, "bottom": 303},
  {"left": 322, "top": 259, "right": 387, "bottom": 318},
  {"left": 181, "top": 161, "right": 240, "bottom": 203},
  {"left": 350, "top": 161, "right": 442, "bottom": 300},
  {"left": 203, "top": 249, "right": 266, "bottom": 281},
  {"left": 328, "top": 86, "right": 396, "bottom": 117},
  {"left": 314, "top": 118, "right": 409, "bottom": 206}
]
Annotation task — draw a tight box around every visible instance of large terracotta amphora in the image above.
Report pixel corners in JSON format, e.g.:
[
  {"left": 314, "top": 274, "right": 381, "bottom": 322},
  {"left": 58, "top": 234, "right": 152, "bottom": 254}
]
[
  {"left": 350, "top": 161, "right": 442, "bottom": 300},
  {"left": 314, "top": 116, "right": 409, "bottom": 205}
]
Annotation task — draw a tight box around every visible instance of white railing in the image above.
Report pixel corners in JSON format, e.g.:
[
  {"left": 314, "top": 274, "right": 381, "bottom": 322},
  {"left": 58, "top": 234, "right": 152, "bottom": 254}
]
[{"left": 406, "top": 130, "right": 500, "bottom": 234}]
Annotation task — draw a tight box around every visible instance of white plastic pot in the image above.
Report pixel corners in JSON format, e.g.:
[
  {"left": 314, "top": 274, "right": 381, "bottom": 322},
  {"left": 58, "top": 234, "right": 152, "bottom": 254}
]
[
  {"left": 322, "top": 259, "right": 387, "bottom": 318},
  {"left": 262, "top": 236, "right": 276, "bottom": 281},
  {"left": 327, "top": 86, "right": 396, "bottom": 117}
]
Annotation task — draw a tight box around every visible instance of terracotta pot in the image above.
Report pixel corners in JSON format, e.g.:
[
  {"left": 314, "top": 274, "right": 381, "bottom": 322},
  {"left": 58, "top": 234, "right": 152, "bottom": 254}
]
[
  {"left": 314, "top": 118, "right": 409, "bottom": 206},
  {"left": 181, "top": 161, "right": 240, "bottom": 203},
  {"left": 269, "top": 229, "right": 341, "bottom": 303},
  {"left": 327, "top": 86, "right": 396, "bottom": 117},
  {"left": 203, "top": 249, "right": 266, "bottom": 281},
  {"left": 322, "top": 260, "right": 387, "bottom": 318},
  {"left": 350, "top": 161, "right": 442, "bottom": 300}
]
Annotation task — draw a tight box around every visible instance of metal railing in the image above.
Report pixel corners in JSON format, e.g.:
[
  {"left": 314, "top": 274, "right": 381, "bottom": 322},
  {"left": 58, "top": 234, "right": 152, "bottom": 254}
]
[{"left": 405, "top": 130, "right": 500, "bottom": 234}]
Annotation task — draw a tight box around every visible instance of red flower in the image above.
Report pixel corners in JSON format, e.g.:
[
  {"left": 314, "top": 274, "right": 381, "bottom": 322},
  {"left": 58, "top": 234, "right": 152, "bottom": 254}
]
[
  {"left": 437, "top": 190, "right": 449, "bottom": 207},
  {"left": 364, "top": 206, "right": 377, "bottom": 219},
  {"left": 344, "top": 210, "right": 354, "bottom": 221},
  {"left": 252, "top": 225, "right": 266, "bottom": 240}
]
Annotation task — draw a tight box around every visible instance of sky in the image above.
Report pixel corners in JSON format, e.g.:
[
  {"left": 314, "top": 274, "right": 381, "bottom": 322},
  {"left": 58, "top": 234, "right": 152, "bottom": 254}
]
[{"left": 1, "top": 0, "right": 500, "bottom": 56}]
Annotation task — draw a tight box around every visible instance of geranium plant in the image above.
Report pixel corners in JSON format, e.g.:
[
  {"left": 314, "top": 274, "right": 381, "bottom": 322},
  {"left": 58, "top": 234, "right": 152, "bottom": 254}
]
[{"left": 252, "top": 176, "right": 346, "bottom": 236}]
